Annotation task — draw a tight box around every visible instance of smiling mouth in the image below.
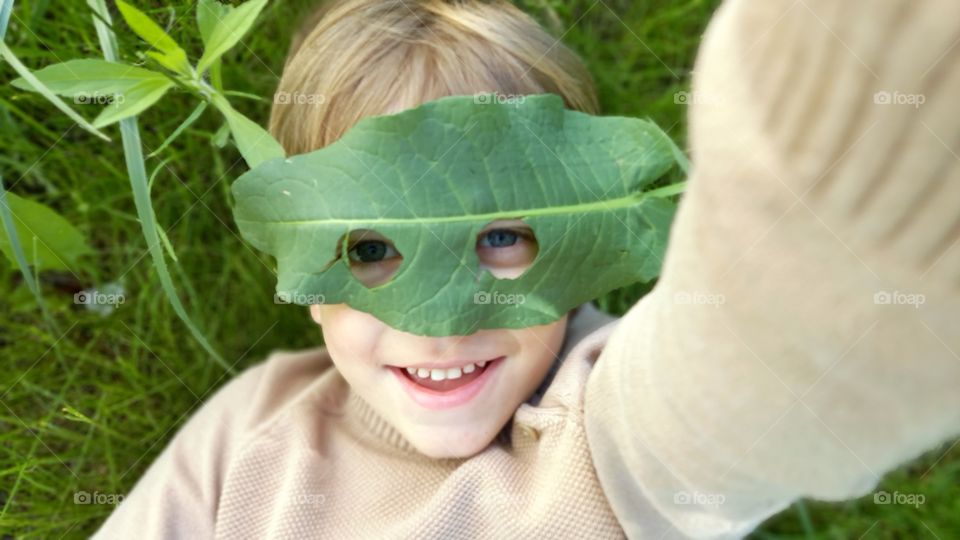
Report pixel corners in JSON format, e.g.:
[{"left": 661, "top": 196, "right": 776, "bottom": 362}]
[
  {"left": 397, "top": 359, "right": 496, "bottom": 392},
  {"left": 387, "top": 356, "right": 505, "bottom": 409}
]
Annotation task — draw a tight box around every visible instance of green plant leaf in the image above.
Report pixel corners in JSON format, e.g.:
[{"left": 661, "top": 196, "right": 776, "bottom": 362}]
[
  {"left": 196, "top": 0, "right": 230, "bottom": 88},
  {"left": 196, "top": 0, "right": 268, "bottom": 74},
  {"left": 0, "top": 0, "right": 13, "bottom": 41},
  {"left": 115, "top": 0, "right": 190, "bottom": 75},
  {"left": 664, "top": 130, "right": 690, "bottom": 175},
  {"left": 10, "top": 58, "right": 167, "bottom": 97},
  {"left": 0, "top": 190, "right": 92, "bottom": 271},
  {"left": 0, "top": 42, "right": 111, "bottom": 141},
  {"left": 197, "top": 0, "right": 232, "bottom": 46},
  {"left": 231, "top": 94, "right": 681, "bottom": 336},
  {"left": 212, "top": 94, "right": 284, "bottom": 167},
  {"left": 86, "top": 0, "right": 119, "bottom": 59},
  {"left": 91, "top": 77, "right": 173, "bottom": 128},
  {"left": 211, "top": 121, "right": 230, "bottom": 147},
  {"left": 0, "top": 175, "right": 42, "bottom": 308}
]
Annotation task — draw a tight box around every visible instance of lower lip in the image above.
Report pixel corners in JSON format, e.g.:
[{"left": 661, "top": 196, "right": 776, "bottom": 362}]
[{"left": 389, "top": 357, "right": 505, "bottom": 410}]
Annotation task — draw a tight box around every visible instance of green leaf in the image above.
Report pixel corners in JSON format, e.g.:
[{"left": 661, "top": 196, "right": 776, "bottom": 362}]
[
  {"left": 197, "top": 0, "right": 232, "bottom": 46},
  {"left": 87, "top": 0, "right": 120, "bottom": 60},
  {"left": 197, "top": 0, "right": 229, "bottom": 92},
  {"left": 212, "top": 94, "right": 285, "bottom": 167},
  {"left": 663, "top": 129, "right": 690, "bottom": 175},
  {"left": 196, "top": 0, "right": 268, "bottom": 74},
  {"left": 0, "top": 175, "right": 43, "bottom": 308},
  {"left": 0, "top": 191, "right": 92, "bottom": 271},
  {"left": 0, "top": 42, "right": 111, "bottom": 141},
  {"left": 0, "top": 0, "right": 13, "bottom": 41},
  {"left": 231, "top": 94, "right": 681, "bottom": 337},
  {"left": 144, "top": 50, "right": 185, "bottom": 74},
  {"left": 115, "top": 0, "right": 190, "bottom": 75},
  {"left": 10, "top": 58, "right": 168, "bottom": 97},
  {"left": 91, "top": 77, "right": 173, "bottom": 128},
  {"left": 211, "top": 122, "right": 230, "bottom": 148}
]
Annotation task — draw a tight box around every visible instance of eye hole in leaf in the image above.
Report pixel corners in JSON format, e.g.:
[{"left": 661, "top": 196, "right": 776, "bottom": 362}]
[
  {"left": 337, "top": 229, "right": 404, "bottom": 288},
  {"left": 475, "top": 219, "right": 539, "bottom": 280}
]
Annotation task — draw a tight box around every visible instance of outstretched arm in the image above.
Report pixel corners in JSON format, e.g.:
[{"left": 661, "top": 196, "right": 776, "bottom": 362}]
[{"left": 584, "top": 0, "right": 960, "bottom": 537}]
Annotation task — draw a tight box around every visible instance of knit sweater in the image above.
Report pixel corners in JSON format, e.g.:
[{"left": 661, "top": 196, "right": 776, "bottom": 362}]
[{"left": 94, "top": 0, "right": 960, "bottom": 538}]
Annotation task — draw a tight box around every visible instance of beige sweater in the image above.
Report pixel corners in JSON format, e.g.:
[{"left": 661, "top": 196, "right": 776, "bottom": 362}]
[{"left": 94, "top": 0, "right": 960, "bottom": 538}]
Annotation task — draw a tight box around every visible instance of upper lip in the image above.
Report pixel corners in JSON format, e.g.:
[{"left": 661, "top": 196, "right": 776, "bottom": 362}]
[{"left": 388, "top": 356, "right": 503, "bottom": 370}]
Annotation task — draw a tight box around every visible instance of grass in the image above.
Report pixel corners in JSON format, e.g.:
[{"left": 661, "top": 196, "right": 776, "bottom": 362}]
[{"left": 0, "top": 0, "right": 957, "bottom": 538}]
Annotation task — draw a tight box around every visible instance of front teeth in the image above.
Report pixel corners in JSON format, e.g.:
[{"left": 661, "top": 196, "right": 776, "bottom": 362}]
[{"left": 404, "top": 360, "right": 490, "bottom": 381}]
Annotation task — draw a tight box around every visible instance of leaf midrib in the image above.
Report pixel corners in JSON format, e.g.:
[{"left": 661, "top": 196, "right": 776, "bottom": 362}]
[{"left": 236, "top": 188, "right": 663, "bottom": 226}]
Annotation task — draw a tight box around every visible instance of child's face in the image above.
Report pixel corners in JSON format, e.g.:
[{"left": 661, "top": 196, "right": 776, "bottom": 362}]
[{"left": 309, "top": 219, "right": 569, "bottom": 458}]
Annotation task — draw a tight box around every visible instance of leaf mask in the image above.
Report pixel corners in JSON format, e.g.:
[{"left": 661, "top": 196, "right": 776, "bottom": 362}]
[{"left": 231, "top": 94, "right": 680, "bottom": 336}]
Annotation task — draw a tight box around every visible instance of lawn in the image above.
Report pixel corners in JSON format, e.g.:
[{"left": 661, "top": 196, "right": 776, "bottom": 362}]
[{"left": 0, "top": 0, "right": 957, "bottom": 538}]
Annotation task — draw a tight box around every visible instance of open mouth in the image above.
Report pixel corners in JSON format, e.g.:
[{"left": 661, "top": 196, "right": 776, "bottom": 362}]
[{"left": 387, "top": 356, "right": 504, "bottom": 410}]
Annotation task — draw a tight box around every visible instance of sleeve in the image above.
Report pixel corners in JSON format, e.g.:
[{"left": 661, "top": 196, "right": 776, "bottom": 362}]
[
  {"left": 91, "top": 362, "right": 267, "bottom": 539},
  {"left": 583, "top": 0, "right": 960, "bottom": 538}
]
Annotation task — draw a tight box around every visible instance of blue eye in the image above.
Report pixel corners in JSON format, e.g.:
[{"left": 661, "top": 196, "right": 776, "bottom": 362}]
[
  {"left": 349, "top": 240, "right": 398, "bottom": 263},
  {"left": 480, "top": 229, "right": 519, "bottom": 248},
  {"left": 475, "top": 224, "right": 538, "bottom": 278}
]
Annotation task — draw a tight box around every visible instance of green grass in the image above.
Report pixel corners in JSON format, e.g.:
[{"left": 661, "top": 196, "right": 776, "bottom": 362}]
[{"left": 0, "top": 0, "right": 957, "bottom": 538}]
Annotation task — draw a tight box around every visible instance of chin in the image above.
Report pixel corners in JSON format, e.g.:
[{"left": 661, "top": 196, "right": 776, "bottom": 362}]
[{"left": 410, "top": 425, "right": 500, "bottom": 459}]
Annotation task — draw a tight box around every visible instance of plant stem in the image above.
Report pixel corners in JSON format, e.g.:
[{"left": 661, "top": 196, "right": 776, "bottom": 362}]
[{"left": 87, "top": 0, "right": 233, "bottom": 373}]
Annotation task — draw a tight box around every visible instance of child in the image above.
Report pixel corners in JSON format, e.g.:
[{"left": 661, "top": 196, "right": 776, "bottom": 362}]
[{"left": 95, "top": 0, "right": 960, "bottom": 538}]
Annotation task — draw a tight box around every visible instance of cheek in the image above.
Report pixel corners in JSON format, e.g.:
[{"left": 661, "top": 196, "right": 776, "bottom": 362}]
[
  {"left": 533, "top": 318, "right": 568, "bottom": 352},
  {"left": 512, "top": 317, "right": 569, "bottom": 371},
  {"left": 315, "top": 304, "right": 384, "bottom": 369}
]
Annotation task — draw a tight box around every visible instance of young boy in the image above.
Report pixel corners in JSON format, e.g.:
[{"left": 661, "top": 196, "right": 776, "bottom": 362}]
[{"left": 95, "top": 0, "right": 960, "bottom": 538}]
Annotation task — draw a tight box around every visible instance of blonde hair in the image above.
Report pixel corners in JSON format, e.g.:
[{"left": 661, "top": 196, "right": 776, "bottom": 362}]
[{"left": 268, "top": 0, "right": 599, "bottom": 154}]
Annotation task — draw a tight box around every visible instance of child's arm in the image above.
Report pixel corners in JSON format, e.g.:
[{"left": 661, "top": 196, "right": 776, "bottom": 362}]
[{"left": 584, "top": 0, "right": 960, "bottom": 537}]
